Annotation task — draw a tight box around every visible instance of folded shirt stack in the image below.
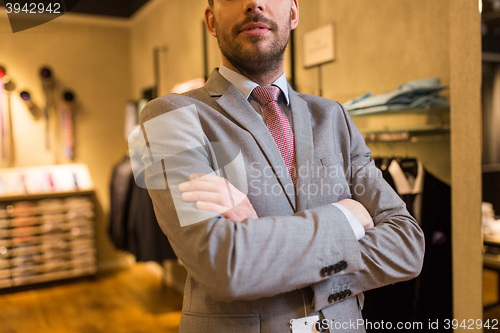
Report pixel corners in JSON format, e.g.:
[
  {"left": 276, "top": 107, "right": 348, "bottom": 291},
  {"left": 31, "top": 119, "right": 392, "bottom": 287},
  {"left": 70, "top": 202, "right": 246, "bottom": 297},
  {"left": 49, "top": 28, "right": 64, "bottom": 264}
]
[
  {"left": 344, "top": 77, "right": 449, "bottom": 115},
  {"left": 483, "top": 202, "right": 500, "bottom": 237}
]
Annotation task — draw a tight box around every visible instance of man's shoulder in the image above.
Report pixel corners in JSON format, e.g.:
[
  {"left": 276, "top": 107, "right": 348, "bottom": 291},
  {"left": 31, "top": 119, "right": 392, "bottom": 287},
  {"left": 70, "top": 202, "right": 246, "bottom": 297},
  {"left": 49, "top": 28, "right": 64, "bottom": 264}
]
[
  {"left": 139, "top": 88, "right": 211, "bottom": 124},
  {"left": 297, "top": 92, "right": 342, "bottom": 108},
  {"left": 295, "top": 92, "right": 348, "bottom": 118}
]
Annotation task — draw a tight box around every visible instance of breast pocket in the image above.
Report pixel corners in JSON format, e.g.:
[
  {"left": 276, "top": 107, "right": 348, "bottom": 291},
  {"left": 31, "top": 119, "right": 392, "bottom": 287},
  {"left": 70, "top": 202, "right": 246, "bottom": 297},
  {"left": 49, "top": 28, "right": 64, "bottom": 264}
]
[{"left": 307, "top": 153, "right": 351, "bottom": 207}]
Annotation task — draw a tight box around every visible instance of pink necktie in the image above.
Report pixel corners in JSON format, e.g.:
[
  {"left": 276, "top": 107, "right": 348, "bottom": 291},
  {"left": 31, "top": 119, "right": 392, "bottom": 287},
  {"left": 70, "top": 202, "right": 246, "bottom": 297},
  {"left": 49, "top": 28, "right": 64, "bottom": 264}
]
[{"left": 252, "top": 85, "right": 296, "bottom": 187}]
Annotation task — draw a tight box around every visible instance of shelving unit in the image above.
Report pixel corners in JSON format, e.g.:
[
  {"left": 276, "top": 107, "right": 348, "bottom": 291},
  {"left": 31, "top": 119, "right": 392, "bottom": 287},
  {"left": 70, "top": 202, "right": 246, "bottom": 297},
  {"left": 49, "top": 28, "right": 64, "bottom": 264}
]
[
  {"left": 349, "top": 107, "right": 450, "bottom": 142},
  {"left": 0, "top": 164, "right": 97, "bottom": 289},
  {"left": 348, "top": 106, "right": 449, "bottom": 118},
  {"left": 0, "top": 192, "right": 97, "bottom": 289}
]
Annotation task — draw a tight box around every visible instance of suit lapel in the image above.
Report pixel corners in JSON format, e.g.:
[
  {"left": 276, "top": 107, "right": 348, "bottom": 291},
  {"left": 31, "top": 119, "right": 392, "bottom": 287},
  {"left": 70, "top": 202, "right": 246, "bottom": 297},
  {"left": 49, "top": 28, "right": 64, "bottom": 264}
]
[
  {"left": 205, "top": 70, "right": 296, "bottom": 210},
  {"left": 289, "top": 87, "right": 314, "bottom": 212}
]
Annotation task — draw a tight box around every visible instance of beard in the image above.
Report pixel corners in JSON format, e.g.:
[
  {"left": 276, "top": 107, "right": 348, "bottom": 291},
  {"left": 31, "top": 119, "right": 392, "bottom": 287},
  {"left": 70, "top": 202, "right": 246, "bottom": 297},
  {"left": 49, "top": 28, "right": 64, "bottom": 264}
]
[{"left": 215, "top": 13, "right": 291, "bottom": 78}]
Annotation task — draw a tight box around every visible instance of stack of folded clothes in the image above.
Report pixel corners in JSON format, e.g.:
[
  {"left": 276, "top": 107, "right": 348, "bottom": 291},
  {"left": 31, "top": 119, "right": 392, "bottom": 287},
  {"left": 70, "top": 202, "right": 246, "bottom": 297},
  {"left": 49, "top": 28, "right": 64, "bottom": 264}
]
[
  {"left": 344, "top": 77, "right": 449, "bottom": 115},
  {"left": 483, "top": 202, "right": 500, "bottom": 237}
]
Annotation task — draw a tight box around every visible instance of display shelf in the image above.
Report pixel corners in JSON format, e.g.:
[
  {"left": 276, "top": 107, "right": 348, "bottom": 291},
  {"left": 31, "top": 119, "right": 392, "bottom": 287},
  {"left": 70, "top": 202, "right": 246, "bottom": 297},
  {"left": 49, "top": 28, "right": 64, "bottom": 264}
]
[
  {"left": 348, "top": 106, "right": 449, "bottom": 117},
  {"left": 363, "top": 124, "right": 450, "bottom": 142},
  {"left": 0, "top": 190, "right": 95, "bottom": 203},
  {"left": 350, "top": 107, "right": 450, "bottom": 142},
  {"left": 0, "top": 165, "right": 97, "bottom": 290}
]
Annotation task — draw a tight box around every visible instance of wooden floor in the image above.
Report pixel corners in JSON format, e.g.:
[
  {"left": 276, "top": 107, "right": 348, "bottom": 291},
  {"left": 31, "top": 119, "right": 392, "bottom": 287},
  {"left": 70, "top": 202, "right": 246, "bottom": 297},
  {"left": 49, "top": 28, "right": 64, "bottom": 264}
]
[
  {"left": 0, "top": 263, "right": 183, "bottom": 333},
  {"left": 0, "top": 264, "right": 497, "bottom": 333}
]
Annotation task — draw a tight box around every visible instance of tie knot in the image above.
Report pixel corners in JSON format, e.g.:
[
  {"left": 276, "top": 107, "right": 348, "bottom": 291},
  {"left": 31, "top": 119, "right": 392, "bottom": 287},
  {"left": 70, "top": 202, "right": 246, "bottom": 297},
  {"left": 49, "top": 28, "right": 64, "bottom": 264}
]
[{"left": 252, "top": 85, "right": 280, "bottom": 106}]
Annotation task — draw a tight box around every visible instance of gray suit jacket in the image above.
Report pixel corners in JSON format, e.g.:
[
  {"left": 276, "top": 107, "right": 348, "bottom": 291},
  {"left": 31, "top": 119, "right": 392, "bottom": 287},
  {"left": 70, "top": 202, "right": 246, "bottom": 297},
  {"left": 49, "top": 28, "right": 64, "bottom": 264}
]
[{"left": 139, "top": 69, "right": 425, "bottom": 333}]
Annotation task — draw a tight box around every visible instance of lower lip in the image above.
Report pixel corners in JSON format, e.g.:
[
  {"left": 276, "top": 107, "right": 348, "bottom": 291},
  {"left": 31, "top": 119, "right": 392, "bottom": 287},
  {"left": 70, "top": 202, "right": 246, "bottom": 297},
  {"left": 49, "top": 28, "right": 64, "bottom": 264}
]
[{"left": 240, "top": 28, "right": 270, "bottom": 36}]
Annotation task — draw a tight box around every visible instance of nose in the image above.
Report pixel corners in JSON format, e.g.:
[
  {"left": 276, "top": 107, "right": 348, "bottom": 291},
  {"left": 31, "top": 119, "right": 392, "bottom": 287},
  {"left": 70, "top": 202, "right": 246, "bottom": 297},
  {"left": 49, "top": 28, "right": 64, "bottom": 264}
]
[{"left": 245, "top": 0, "right": 264, "bottom": 13}]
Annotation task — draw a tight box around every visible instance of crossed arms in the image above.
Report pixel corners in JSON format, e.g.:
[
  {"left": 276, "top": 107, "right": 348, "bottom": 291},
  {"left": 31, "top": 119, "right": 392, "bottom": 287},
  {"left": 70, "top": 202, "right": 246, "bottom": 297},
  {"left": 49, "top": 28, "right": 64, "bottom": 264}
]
[
  {"left": 179, "top": 172, "right": 374, "bottom": 231},
  {"left": 139, "top": 96, "right": 425, "bottom": 309}
]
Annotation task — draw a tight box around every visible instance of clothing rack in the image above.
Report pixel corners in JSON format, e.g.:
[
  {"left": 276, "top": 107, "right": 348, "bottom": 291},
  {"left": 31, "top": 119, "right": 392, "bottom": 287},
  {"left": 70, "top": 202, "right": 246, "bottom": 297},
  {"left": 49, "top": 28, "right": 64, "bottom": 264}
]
[{"left": 362, "top": 157, "right": 453, "bottom": 325}]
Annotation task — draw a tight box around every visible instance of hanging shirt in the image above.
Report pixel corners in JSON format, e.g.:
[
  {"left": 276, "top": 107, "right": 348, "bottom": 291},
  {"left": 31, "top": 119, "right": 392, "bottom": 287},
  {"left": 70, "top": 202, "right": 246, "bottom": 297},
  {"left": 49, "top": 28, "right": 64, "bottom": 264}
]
[{"left": 387, "top": 159, "right": 424, "bottom": 223}]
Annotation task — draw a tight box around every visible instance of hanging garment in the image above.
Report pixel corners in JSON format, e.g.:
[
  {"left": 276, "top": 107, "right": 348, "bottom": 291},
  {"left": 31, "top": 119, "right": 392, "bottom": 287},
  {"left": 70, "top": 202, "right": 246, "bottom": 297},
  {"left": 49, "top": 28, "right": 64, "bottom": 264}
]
[
  {"left": 387, "top": 158, "right": 424, "bottom": 222},
  {"left": 109, "top": 156, "right": 134, "bottom": 251},
  {"left": 60, "top": 100, "right": 75, "bottom": 160},
  {"left": 109, "top": 156, "right": 176, "bottom": 262},
  {"left": 415, "top": 170, "right": 452, "bottom": 326},
  {"left": 363, "top": 158, "right": 452, "bottom": 331}
]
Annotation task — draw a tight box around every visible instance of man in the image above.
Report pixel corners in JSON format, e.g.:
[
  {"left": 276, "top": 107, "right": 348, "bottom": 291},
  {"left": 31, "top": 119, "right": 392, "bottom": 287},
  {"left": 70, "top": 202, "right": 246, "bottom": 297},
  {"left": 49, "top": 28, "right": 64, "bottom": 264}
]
[{"left": 138, "top": 0, "right": 424, "bottom": 332}]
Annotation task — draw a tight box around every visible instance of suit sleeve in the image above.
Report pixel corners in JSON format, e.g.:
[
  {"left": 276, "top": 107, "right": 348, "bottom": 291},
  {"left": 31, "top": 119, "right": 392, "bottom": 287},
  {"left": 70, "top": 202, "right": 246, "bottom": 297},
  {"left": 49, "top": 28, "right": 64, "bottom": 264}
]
[
  {"left": 139, "top": 96, "right": 366, "bottom": 302},
  {"left": 309, "top": 104, "right": 425, "bottom": 312}
]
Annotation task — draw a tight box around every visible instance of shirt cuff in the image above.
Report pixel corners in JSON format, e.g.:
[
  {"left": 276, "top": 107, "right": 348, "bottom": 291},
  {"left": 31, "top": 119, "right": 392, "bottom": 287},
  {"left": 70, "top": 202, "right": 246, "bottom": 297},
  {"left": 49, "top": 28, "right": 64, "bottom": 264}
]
[{"left": 332, "top": 203, "right": 366, "bottom": 240}]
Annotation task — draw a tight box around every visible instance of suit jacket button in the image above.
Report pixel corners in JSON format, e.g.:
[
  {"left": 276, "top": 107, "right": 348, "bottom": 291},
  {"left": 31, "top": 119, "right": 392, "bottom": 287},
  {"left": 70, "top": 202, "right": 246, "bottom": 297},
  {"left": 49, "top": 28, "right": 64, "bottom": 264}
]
[
  {"left": 333, "top": 263, "right": 342, "bottom": 273},
  {"left": 340, "top": 261, "right": 348, "bottom": 270},
  {"left": 320, "top": 267, "right": 330, "bottom": 277},
  {"left": 327, "top": 265, "right": 336, "bottom": 275},
  {"left": 328, "top": 294, "right": 336, "bottom": 303},
  {"left": 346, "top": 289, "right": 352, "bottom": 297}
]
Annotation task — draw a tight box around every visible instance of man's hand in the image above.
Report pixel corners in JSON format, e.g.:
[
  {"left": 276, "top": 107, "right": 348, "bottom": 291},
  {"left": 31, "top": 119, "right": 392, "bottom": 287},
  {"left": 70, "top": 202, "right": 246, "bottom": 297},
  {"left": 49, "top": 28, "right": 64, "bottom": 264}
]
[
  {"left": 179, "top": 173, "right": 259, "bottom": 223},
  {"left": 337, "top": 198, "right": 374, "bottom": 230}
]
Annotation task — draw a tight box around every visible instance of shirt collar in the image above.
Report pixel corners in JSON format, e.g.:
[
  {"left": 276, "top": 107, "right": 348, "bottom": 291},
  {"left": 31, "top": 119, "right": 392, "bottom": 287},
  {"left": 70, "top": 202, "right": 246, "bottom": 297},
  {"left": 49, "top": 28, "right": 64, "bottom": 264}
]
[
  {"left": 388, "top": 159, "right": 424, "bottom": 195},
  {"left": 219, "top": 63, "right": 290, "bottom": 105}
]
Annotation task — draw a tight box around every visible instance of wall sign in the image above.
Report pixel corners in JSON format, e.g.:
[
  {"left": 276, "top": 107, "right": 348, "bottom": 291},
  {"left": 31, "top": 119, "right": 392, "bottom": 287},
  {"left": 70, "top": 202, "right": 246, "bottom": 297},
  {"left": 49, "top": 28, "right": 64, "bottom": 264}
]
[{"left": 304, "top": 24, "right": 335, "bottom": 68}]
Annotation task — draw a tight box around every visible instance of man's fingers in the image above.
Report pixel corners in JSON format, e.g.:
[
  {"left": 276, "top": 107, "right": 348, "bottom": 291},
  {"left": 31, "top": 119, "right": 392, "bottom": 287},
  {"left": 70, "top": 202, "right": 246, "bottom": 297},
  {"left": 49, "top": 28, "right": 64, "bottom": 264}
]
[
  {"left": 196, "top": 201, "right": 233, "bottom": 215},
  {"left": 181, "top": 191, "right": 236, "bottom": 208},
  {"left": 196, "top": 201, "right": 250, "bottom": 223},
  {"left": 179, "top": 178, "right": 226, "bottom": 193},
  {"left": 337, "top": 198, "right": 374, "bottom": 230},
  {"left": 221, "top": 210, "right": 240, "bottom": 223},
  {"left": 180, "top": 174, "right": 256, "bottom": 223}
]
